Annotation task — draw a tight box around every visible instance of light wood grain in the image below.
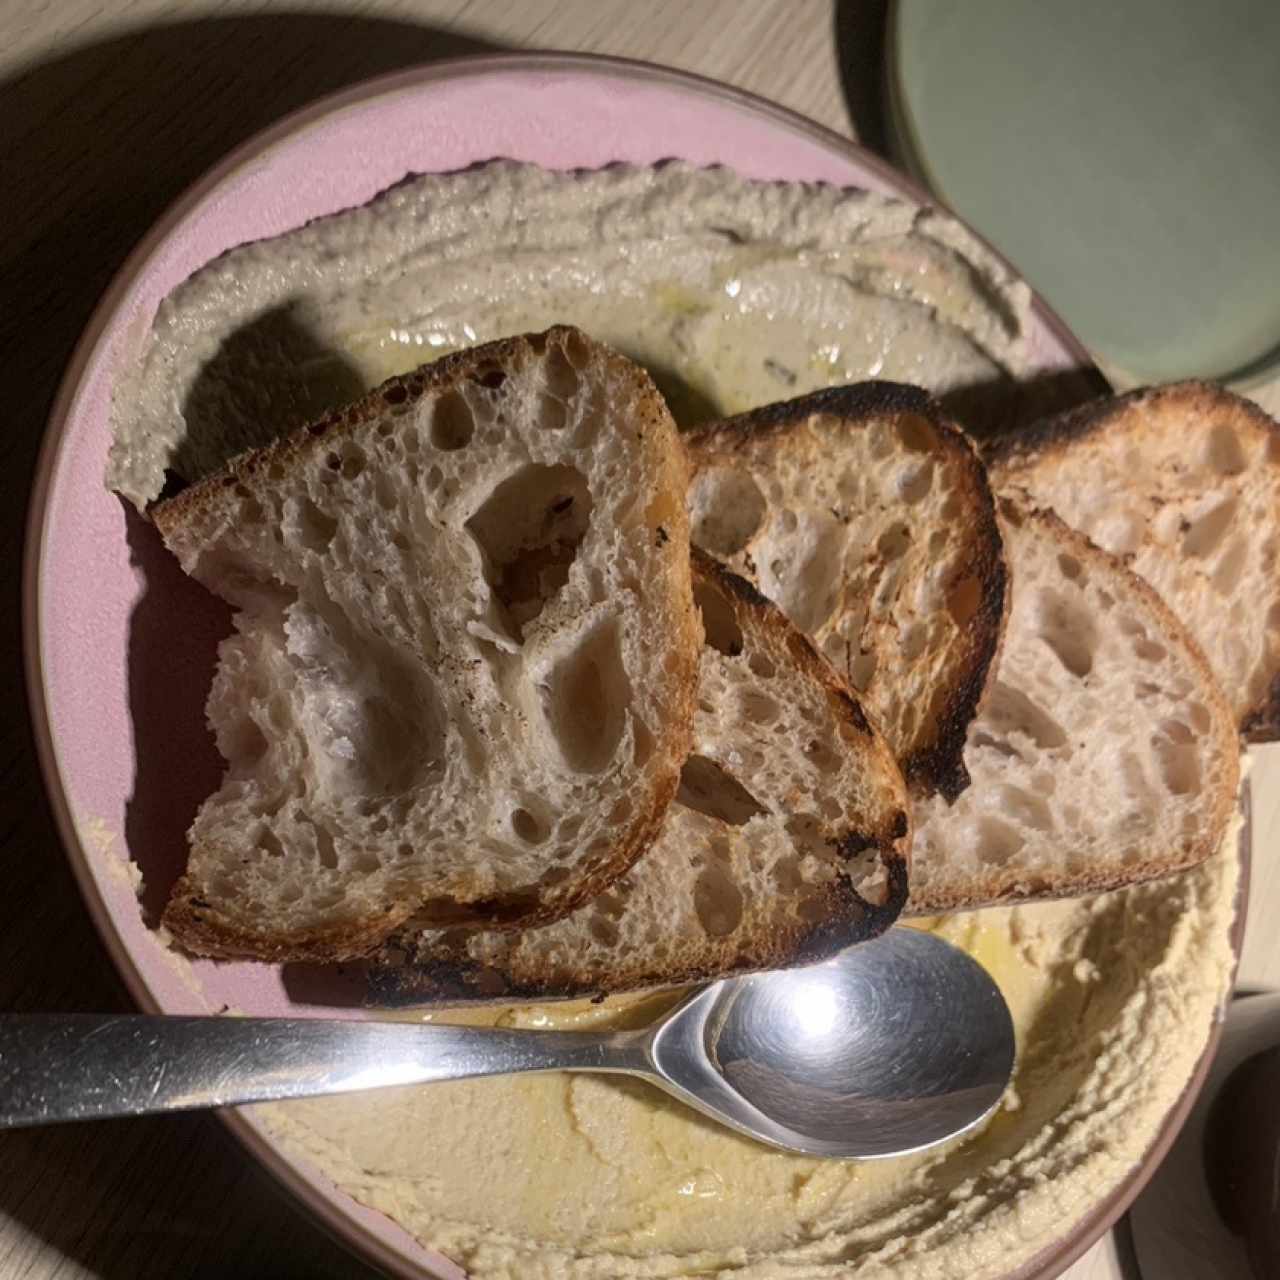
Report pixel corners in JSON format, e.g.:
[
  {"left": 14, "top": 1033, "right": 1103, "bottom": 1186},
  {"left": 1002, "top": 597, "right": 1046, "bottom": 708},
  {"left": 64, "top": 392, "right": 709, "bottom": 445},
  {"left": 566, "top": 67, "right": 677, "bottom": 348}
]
[{"left": 2, "top": 2, "right": 1276, "bottom": 1278}]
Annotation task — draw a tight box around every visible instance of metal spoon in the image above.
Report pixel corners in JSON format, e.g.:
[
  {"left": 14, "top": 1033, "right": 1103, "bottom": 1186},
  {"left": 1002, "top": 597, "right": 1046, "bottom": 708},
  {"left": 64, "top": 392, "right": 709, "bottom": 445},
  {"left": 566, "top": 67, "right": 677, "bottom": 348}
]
[{"left": 0, "top": 928, "right": 1014, "bottom": 1157}]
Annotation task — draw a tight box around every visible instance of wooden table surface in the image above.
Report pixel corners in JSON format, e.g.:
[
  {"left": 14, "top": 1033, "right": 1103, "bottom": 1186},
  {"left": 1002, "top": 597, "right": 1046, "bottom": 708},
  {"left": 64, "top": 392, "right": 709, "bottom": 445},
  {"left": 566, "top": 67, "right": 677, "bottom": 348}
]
[{"left": 3, "top": 3, "right": 1277, "bottom": 1277}]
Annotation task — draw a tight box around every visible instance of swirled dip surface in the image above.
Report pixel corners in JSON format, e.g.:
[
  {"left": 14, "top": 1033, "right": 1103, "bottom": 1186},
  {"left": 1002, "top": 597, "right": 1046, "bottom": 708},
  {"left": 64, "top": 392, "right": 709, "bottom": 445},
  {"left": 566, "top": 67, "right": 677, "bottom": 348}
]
[
  {"left": 107, "top": 162, "right": 1034, "bottom": 507},
  {"left": 261, "top": 840, "right": 1236, "bottom": 1279}
]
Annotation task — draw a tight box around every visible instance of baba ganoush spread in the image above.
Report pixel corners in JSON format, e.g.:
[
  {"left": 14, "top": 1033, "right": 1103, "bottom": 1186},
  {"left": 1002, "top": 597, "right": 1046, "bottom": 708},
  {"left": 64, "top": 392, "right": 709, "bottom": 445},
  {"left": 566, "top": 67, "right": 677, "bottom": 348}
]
[
  {"left": 108, "top": 161, "right": 1239, "bottom": 1278},
  {"left": 108, "top": 161, "right": 1037, "bottom": 508}
]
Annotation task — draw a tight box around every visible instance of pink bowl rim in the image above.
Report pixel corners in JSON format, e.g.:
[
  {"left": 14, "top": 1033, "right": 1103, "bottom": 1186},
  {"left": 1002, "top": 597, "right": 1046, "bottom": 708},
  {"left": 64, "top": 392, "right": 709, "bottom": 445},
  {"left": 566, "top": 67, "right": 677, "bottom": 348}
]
[{"left": 21, "top": 49, "right": 1246, "bottom": 1280}]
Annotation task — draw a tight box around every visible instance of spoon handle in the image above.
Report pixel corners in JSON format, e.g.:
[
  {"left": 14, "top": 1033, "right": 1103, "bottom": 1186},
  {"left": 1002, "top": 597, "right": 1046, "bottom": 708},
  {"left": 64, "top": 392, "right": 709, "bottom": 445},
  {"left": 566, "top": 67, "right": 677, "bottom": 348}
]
[{"left": 0, "top": 1014, "right": 649, "bottom": 1128}]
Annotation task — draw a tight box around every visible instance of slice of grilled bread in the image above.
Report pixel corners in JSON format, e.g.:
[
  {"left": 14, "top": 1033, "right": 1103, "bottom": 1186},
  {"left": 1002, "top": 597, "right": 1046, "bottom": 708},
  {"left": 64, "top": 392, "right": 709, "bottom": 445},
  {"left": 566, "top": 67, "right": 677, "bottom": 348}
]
[
  {"left": 988, "top": 381, "right": 1280, "bottom": 738},
  {"left": 907, "top": 498, "right": 1239, "bottom": 915},
  {"left": 151, "top": 327, "right": 701, "bottom": 962},
  {"left": 368, "top": 549, "right": 911, "bottom": 1005},
  {"left": 685, "top": 383, "right": 1006, "bottom": 801}
]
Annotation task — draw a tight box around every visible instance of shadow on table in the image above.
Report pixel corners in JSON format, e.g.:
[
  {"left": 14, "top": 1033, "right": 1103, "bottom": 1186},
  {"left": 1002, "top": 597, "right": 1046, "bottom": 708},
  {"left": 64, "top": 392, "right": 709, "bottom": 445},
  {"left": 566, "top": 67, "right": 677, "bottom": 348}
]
[
  {"left": 1109, "top": 1215, "right": 1147, "bottom": 1280},
  {"left": 2, "top": 12, "right": 501, "bottom": 1278},
  {"left": 832, "top": 0, "right": 892, "bottom": 158},
  {"left": 0, "top": 1111, "right": 386, "bottom": 1279}
]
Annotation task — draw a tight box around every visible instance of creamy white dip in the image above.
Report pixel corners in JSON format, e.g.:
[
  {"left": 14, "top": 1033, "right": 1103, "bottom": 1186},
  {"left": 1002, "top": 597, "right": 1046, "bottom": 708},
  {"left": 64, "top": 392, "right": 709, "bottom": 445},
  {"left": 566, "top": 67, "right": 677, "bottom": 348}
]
[{"left": 108, "top": 162, "right": 1034, "bottom": 508}]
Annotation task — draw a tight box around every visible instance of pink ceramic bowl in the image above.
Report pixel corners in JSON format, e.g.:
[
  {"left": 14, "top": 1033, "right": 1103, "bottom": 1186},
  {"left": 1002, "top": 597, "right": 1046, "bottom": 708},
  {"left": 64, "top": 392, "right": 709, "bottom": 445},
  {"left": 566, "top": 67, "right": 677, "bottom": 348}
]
[{"left": 22, "top": 53, "right": 1243, "bottom": 1280}]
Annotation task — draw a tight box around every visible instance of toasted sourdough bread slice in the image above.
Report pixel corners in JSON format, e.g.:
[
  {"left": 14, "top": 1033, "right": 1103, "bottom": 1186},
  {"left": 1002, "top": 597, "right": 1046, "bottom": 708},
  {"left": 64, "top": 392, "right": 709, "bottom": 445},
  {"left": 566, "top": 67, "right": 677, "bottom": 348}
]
[
  {"left": 906, "top": 498, "right": 1239, "bottom": 915},
  {"left": 685, "top": 383, "right": 1006, "bottom": 801},
  {"left": 151, "top": 327, "right": 701, "bottom": 962},
  {"left": 988, "top": 381, "right": 1280, "bottom": 738},
  {"left": 368, "top": 549, "right": 911, "bottom": 1005}
]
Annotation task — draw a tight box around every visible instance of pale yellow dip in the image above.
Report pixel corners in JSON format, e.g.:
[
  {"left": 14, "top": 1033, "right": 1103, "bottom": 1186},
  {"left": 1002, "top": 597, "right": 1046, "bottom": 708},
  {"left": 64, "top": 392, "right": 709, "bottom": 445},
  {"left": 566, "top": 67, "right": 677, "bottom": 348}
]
[
  {"left": 259, "top": 835, "right": 1237, "bottom": 1279},
  {"left": 111, "top": 162, "right": 1240, "bottom": 1278}
]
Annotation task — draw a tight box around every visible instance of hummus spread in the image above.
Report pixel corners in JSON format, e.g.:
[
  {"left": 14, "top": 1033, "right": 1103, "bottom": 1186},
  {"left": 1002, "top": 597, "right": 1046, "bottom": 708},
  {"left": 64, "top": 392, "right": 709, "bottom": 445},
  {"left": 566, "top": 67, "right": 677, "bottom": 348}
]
[
  {"left": 260, "top": 837, "right": 1237, "bottom": 1279},
  {"left": 110, "top": 161, "right": 1239, "bottom": 1278},
  {"left": 108, "top": 161, "right": 1034, "bottom": 507}
]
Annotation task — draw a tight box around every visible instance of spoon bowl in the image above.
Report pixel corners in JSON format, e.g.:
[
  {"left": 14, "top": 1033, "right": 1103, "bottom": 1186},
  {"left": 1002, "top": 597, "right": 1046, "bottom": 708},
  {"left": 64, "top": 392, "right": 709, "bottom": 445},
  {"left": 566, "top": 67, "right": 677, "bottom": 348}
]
[
  {"left": 0, "top": 927, "right": 1014, "bottom": 1158},
  {"left": 648, "top": 927, "right": 1015, "bottom": 1156}
]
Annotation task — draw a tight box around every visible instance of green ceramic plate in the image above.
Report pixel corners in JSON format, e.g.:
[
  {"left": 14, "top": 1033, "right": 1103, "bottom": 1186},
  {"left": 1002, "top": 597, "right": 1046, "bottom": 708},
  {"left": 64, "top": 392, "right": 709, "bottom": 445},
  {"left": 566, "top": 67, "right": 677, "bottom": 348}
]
[{"left": 889, "top": 0, "right": 1280, "bottom": 387}]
